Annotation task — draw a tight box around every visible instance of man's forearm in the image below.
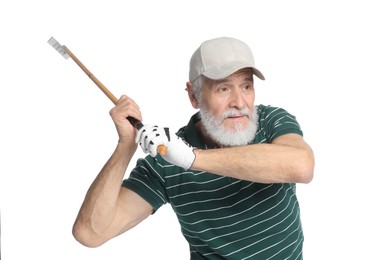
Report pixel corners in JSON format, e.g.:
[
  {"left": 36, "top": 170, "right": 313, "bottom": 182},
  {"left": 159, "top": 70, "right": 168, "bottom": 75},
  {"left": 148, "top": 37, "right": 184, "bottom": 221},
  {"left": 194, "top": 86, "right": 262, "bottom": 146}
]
[
  {"left": 192, "top": 142, "right": 314, "bottom": 184},
  {"left": 72, "top": 142, "right": 136, "bottom": 245}
]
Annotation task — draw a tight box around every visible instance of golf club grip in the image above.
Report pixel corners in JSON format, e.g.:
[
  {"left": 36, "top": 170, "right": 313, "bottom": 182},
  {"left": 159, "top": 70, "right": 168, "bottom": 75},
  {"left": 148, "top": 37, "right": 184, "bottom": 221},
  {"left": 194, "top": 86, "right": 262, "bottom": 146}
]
[
  {"left": 127, "top": 116, "right": 144, "bottom": 129},
  {"left": 127, "top": 116, "right": 167, "bottom": 156}
]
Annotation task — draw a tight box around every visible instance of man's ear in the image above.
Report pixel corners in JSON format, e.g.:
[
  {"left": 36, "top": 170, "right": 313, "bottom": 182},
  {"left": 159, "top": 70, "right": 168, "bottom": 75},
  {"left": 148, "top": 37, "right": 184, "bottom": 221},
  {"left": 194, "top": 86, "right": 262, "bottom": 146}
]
[{"left": 186, "top": 82, "right": 200, "bottom": 108}]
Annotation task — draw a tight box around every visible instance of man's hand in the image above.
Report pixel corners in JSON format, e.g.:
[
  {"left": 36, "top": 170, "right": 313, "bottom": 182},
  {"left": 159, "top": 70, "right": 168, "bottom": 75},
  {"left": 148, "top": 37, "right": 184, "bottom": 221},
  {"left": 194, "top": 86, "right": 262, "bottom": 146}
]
[
  {"left": 135, "top": 125, "right": 196, "bottom": 170},
  {"left": 110, "top": 95, "right": 142, "bottom": 145}
]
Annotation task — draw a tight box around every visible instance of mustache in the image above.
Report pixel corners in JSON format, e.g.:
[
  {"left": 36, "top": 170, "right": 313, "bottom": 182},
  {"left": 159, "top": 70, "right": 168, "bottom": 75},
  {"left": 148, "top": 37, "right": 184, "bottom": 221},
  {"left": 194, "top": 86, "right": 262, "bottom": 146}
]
[{"left": 221, "top": 108, "right": 250, "bottom": 120}]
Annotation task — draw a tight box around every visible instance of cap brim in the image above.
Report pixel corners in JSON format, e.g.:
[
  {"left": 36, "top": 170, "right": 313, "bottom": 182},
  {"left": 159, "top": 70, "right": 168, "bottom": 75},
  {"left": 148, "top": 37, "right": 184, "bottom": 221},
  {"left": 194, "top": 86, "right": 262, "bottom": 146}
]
[
  {"left": 253, "top": 67, "right": 265, "bottom": 80},
  {"left": 203, "top": 65, "right": 265, "bottom": 81}
]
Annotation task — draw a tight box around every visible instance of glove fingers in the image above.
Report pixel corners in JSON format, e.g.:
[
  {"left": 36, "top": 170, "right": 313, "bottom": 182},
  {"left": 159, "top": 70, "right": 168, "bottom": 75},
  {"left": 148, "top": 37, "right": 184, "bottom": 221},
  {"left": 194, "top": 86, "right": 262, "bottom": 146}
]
[
  {"left": 136, "top": 125, "right": 153, "bottom": 153},
  {"left": 144, "top": 131, "right": 161, "bottom": 156},
  {"left": 136, "top": 125, "right": 169, "bottom": 157},
  {"left": 135, "top": 125, "right": 150, "bottom": 144}
]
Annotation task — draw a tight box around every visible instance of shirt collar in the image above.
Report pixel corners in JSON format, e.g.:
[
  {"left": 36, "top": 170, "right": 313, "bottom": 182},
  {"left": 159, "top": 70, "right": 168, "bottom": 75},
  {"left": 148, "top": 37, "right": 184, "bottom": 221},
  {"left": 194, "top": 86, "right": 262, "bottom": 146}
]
[{"left": 176, "top": 112, "right": 212, "bottom": 149}]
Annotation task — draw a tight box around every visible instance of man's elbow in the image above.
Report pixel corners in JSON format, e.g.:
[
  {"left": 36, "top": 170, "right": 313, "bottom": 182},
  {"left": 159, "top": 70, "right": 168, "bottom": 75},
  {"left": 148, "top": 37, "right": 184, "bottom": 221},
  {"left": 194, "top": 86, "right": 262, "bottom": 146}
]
[
  {"left": 72, "top": 222, "right": 106, "bottom": 248},
  {"left": 296, "top": 152, "right": 315, "bottom": 184},
  {"left": 297, "top": 166, "right": 314, "bottom": 184}
]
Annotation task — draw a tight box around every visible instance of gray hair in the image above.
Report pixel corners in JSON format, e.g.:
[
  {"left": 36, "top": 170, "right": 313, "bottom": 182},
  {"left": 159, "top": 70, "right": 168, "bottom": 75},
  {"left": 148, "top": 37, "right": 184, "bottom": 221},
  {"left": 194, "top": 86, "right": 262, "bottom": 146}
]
[{"left": 191, "top": 76, "right": 204, "bottom": 104}]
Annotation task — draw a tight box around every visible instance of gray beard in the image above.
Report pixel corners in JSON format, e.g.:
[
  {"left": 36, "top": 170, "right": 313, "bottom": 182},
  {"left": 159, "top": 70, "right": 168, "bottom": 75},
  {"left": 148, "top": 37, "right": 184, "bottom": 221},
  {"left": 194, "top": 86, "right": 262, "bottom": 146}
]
[{"left": 199, "top": 106, "right": 258, "bottom": 147}]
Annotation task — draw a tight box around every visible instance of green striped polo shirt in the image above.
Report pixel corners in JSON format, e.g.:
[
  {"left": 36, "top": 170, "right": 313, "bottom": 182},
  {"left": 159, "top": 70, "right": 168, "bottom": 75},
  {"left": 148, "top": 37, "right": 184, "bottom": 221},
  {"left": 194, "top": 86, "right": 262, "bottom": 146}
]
[{"left": 122, "top": 105, "right": 305, "bottom": 259}]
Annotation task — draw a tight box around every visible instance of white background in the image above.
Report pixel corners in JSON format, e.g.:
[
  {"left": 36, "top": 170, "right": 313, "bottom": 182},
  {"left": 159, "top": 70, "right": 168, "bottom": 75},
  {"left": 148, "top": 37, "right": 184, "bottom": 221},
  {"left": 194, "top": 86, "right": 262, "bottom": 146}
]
[{"left": 1, "top": 0, "right": 382, "bottom": 259}]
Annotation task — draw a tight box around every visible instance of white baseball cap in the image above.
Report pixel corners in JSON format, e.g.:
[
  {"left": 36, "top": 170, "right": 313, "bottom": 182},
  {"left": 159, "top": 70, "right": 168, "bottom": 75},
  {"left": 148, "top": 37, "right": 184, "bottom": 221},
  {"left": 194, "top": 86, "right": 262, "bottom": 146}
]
[{"left": 189, "top": 37, "right": 265, "bottom": 82}]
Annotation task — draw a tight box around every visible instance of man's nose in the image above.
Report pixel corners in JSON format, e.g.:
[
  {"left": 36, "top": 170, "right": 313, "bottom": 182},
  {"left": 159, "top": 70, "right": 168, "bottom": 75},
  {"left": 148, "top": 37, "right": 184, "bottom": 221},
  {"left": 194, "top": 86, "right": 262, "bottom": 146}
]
[{"left": 228, "top": 88, "right": 245, "bottom": 109}]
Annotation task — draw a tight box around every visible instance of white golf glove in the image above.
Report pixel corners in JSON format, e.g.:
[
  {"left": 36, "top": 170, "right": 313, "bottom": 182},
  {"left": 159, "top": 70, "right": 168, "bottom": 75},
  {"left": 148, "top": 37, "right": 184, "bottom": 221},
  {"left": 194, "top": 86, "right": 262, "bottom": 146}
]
[{"left": 135, "top": 125, "right": 196, "bottom": 170}]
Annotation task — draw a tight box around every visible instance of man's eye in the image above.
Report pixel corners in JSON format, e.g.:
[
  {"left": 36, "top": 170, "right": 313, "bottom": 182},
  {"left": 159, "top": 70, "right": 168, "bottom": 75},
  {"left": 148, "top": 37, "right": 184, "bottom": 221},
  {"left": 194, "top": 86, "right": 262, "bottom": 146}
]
[
  {"left": 243, "top": 84, "right": 253, "bottom": 90},
  {"left": 217, "top": 86, "right": 228, "bottom": 93}
]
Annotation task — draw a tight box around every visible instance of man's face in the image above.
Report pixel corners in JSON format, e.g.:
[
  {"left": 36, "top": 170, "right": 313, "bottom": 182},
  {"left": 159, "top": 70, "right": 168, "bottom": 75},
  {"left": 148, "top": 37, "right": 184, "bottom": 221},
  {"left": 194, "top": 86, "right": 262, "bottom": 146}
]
[{"left": 199, "top": 68, "right": 258, "bottom": 146}]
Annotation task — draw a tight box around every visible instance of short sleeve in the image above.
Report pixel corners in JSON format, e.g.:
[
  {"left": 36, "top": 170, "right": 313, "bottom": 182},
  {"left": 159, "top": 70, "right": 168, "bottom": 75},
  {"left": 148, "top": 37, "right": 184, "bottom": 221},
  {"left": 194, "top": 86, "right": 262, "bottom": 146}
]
[
  {"left": 259, "top": 105, "right": 303, "bottom": 142},
  {"left": 122, "top": 156, "right": 168, "bottom": 212}
]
